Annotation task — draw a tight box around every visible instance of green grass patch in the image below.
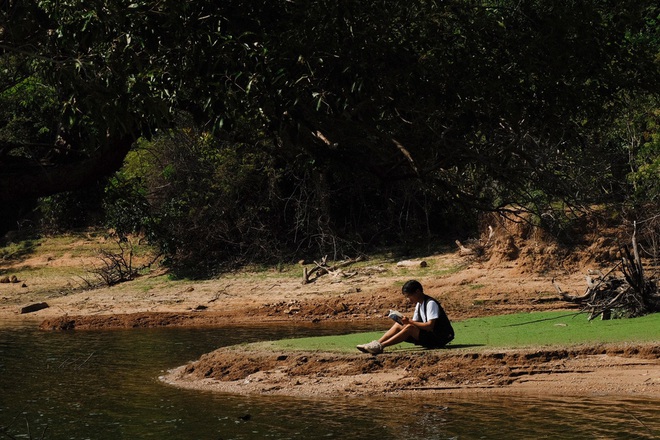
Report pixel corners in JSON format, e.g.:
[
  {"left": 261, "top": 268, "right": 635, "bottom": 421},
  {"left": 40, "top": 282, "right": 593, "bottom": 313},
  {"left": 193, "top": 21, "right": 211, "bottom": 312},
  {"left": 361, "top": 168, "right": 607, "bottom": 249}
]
[
  {"left": 452, "top": 311, "right": 660, "bottom": 348},
  {"left": 127, "top": 274, "right": 177, "bottom": 293},
  {"left": 237, "top": 253, "right": 466, "bottom": 282},
  {"left": 263, "top": 311, "right": 660, "bottom": 353}
]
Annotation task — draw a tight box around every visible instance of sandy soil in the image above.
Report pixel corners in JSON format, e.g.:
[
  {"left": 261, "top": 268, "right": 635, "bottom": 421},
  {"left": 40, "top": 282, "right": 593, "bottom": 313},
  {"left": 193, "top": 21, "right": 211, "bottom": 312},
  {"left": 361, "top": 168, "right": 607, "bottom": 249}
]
[{"left": 1, "top": 227, "right": 659, "bottom": 398}]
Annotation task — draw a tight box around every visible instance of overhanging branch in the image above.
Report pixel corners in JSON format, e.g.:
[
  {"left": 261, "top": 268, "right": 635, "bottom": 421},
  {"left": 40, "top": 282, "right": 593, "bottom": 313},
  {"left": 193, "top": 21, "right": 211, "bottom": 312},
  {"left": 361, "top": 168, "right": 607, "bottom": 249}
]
[{"left": 0, "top": 133, "right": 134, "bottom": 201}]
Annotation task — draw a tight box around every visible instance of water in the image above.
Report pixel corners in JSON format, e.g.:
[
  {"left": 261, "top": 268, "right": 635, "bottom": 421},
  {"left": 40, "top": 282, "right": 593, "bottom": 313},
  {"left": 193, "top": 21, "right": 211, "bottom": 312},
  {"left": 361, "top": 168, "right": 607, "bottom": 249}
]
[{"left": 0, "top": 321, "right": 658, "bottom": 439}]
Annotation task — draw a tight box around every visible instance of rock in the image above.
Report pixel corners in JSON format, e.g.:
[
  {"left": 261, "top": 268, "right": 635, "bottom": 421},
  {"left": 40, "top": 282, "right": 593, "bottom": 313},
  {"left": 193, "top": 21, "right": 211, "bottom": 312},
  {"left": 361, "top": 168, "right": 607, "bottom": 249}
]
[
  {"left": 396, "top": 260, "right": 428, "bottom": 268},
  {"left": 0, "top": 275, "right": 20, "bottom": 283}
]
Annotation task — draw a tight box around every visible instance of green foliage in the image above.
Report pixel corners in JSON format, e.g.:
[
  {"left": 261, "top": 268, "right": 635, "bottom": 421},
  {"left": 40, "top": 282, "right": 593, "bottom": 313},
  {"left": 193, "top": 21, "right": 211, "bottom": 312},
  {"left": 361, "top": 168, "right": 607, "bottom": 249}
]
[
  {"left": 103, "top": 175, "right": 153, "bottom": 235},
  {"left": 104, "top": 123, "right": 286, "bottom": 275},
  {"left": 38, "top": 184, "right": 105, "bottom": 232},
  {"left": 30, "top": 0, "right": 180, "bottom": 135},
  {"left": 3, "top": 0, "right": 660, "bottom": 271},
  {"left": 626, "top": 107, "right": 660, "bottom": 203},
  {"left": 103, "top": 143, "right": 159, "bottom": 238},
  {"left": 187, "top": 0, "right": 660, "bottom": 243},
  {"left": 0, "top": 76, "right": 58, "bottom": 146}
]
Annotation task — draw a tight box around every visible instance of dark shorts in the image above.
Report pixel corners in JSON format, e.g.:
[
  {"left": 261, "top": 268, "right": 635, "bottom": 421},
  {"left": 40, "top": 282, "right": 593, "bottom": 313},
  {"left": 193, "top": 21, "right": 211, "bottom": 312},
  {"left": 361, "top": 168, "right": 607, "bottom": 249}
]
[{"left": 407, "top": 330, "right": 454, "bottom": 349}]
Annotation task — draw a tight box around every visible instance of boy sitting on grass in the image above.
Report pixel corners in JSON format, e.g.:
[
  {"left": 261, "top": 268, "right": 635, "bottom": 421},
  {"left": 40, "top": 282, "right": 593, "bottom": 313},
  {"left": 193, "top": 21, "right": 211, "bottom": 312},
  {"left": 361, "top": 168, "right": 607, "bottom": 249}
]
[{"left": 357, "top": 279, "right": 454, "bottom": 355}]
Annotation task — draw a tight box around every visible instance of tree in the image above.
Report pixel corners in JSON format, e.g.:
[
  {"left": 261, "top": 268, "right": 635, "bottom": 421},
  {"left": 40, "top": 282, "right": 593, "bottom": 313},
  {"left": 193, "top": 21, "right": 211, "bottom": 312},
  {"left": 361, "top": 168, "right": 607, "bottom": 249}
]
[
  {"left": 1, "top": 1, "right": 659, "bottom": 261},
  {"left": 1, "top": 1, "right": 235, "bottom": 201}
]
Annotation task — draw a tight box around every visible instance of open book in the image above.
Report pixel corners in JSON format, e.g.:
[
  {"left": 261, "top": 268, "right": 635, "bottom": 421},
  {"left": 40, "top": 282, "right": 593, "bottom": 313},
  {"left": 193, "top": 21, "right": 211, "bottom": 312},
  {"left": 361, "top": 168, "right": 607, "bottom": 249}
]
[{"left": 388, "top": 309, "right": 404, "bottom": 324}]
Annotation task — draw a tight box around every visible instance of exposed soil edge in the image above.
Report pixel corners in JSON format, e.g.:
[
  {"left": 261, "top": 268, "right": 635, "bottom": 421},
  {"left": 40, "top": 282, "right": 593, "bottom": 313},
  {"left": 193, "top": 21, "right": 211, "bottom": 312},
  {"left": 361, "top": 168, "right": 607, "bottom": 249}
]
[{"left": 161, "top": 343, "right": 660, "bottom": 399}]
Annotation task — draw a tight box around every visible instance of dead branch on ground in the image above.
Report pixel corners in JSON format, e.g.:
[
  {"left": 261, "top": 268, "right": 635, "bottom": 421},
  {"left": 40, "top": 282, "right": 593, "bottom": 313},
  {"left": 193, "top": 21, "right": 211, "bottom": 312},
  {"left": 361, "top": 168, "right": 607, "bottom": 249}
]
[
  {"left": 556, "top": 222, "right": 659, "bottom": 320},
  {"left": 456, "top": 225, "right": 494, "bottom": 257},
  {"left": 302, "top": 255, "right": 365, "bottom": 284},
  {"left": 92, "top": 236, "right": 161, "bottom": 287}
]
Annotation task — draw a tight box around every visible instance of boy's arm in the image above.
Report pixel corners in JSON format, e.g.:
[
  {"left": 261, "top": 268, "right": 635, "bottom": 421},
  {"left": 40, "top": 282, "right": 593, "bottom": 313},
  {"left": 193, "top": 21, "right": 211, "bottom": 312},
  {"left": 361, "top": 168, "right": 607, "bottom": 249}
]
[{"left": 403, "top": 316, "right": 436, "bottom": 332}]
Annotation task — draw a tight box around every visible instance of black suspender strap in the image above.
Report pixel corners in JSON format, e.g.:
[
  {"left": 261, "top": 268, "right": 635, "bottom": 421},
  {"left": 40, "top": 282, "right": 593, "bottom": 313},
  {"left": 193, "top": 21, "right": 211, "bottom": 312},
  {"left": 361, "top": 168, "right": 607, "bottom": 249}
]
[{"left": 420, "top": 296, "right": 428, "bottom": 322}]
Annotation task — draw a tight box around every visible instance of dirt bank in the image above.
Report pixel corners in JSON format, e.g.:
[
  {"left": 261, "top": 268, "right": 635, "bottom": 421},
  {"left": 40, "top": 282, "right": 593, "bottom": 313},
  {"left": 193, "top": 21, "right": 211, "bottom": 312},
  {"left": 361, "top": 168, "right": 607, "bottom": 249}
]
[
  {"left": 2, "top": 224, "right": 659, "bottom": 398},
  {"left": 29, "top": 249, "right": 588, "bottom": 330},
  {"left": 162, "top": 344, "right": 660, "bottom": 398}
]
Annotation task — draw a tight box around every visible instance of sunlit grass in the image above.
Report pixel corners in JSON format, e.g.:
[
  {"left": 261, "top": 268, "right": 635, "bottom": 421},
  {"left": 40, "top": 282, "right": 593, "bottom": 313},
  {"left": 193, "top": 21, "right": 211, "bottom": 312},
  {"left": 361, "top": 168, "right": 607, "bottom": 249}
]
[
  {"left": 0, "top": 238, "right": 39, "bottom": 261},
  {"left": 3, "top": 232, "right": 468, "bottom": 287},
  {"left": 260, "top": 311, "right": 660, "bottom": 354},
  {"left": 236, "top": 252, "right": 466, "bottom": 282},
  {"left": 0, "top": 231, "right": 161, "bottom": 293},
  {"left": 127, "top": 274, "right": 177, "bottom": 293},
  {"left": 2, "top": 232, "right": 469, "bottom": 302},
  {"left": 2, "top": 231, "right": 156, "bottom": 262}
]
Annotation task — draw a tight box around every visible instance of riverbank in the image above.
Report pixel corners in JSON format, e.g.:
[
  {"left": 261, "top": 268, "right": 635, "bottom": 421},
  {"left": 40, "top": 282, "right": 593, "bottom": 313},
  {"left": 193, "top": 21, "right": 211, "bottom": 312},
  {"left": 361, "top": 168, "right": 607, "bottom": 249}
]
[
  {"left": 161, "top": 343, "right": 660, "bottom": 398},
  {"left": 1, "top": 231, "right": 659, "bottom": 398},
  {"left": 3, "top": 235, "right": 591, "bottom": 328}
]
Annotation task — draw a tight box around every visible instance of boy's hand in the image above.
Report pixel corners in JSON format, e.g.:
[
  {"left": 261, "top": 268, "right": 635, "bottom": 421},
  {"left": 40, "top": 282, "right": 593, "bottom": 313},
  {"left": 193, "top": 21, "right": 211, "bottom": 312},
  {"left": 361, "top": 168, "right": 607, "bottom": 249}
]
[{"left": 400, "top": 316, "right": 411, "bottom": 325}]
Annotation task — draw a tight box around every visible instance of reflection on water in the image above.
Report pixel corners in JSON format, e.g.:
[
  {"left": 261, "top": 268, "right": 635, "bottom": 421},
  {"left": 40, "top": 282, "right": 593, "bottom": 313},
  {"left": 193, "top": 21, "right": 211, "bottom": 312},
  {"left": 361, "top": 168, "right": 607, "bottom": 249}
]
[{"left": 0, "top": 321, "right": 658, "bottom": 439}]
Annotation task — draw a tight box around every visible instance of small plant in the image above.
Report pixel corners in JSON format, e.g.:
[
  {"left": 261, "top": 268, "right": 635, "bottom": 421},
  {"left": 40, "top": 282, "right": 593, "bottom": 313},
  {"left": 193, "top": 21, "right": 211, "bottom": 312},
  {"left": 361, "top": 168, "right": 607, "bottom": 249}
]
[{"left": 92, "top": 234, "right": 160, "bottom": 286}]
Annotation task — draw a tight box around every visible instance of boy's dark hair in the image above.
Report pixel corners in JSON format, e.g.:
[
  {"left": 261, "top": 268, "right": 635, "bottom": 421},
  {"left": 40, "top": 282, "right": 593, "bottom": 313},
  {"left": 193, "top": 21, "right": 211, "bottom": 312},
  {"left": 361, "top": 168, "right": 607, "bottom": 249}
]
[{"left": 402, "top": 280, "right": 423, "bottom": 295}]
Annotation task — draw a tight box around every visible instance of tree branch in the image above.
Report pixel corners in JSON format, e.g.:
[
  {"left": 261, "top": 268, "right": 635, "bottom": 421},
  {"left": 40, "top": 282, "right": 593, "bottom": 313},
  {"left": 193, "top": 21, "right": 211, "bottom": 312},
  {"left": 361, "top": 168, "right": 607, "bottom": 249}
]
[{"left": 0, "top": 133, "right": 134, "bottom": 201}]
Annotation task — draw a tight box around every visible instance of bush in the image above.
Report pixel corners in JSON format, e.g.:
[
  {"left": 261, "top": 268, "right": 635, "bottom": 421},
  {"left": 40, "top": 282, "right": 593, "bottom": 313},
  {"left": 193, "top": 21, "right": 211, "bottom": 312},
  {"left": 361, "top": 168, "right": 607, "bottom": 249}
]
[
  {"left": 38, "top": 184, "right": 105, "bottom": 233},
  {"left": 104, "top": 125, "right": 286, "bottom": 275}
]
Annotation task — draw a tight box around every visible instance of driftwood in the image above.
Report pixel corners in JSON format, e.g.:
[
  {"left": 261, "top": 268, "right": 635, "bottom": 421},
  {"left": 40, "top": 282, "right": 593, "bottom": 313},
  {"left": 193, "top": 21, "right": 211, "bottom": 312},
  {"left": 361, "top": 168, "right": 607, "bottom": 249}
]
[
  {"left": 20, "top": 302, "right": 49, "bottom": 314},
  {"left": 455, "top": 240, "right": 475, "bottom": 256},
  {"left": 302, "top": 255, "right": 365, "bottom": 284},
  {"left": 556, "top": 224, "right": 659, "bottom": 320}
]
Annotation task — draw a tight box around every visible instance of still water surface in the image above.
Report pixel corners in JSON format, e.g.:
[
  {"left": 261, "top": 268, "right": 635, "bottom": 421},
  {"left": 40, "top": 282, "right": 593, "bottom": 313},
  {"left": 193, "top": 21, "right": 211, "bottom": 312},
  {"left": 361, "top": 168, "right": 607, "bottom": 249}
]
[{"left": 0, "top": 320, "right": 658, "bottom": 439}]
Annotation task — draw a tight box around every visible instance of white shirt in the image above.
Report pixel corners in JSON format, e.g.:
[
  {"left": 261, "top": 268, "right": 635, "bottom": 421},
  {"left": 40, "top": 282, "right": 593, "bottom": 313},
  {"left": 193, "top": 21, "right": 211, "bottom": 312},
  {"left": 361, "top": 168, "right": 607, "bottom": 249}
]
[{"left": 412, "top": 297, "right": 440, "bottom": 322}]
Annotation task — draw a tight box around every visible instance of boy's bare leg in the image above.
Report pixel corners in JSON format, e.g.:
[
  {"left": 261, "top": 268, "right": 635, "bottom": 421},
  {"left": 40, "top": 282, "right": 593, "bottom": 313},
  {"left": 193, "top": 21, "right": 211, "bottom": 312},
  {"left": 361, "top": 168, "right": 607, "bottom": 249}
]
[
  {"left": 378, "top": 323, "right": 404, "bottom": 344},
  {"left": 380, "top": 324, "right": 420, "bottom": 348}
]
